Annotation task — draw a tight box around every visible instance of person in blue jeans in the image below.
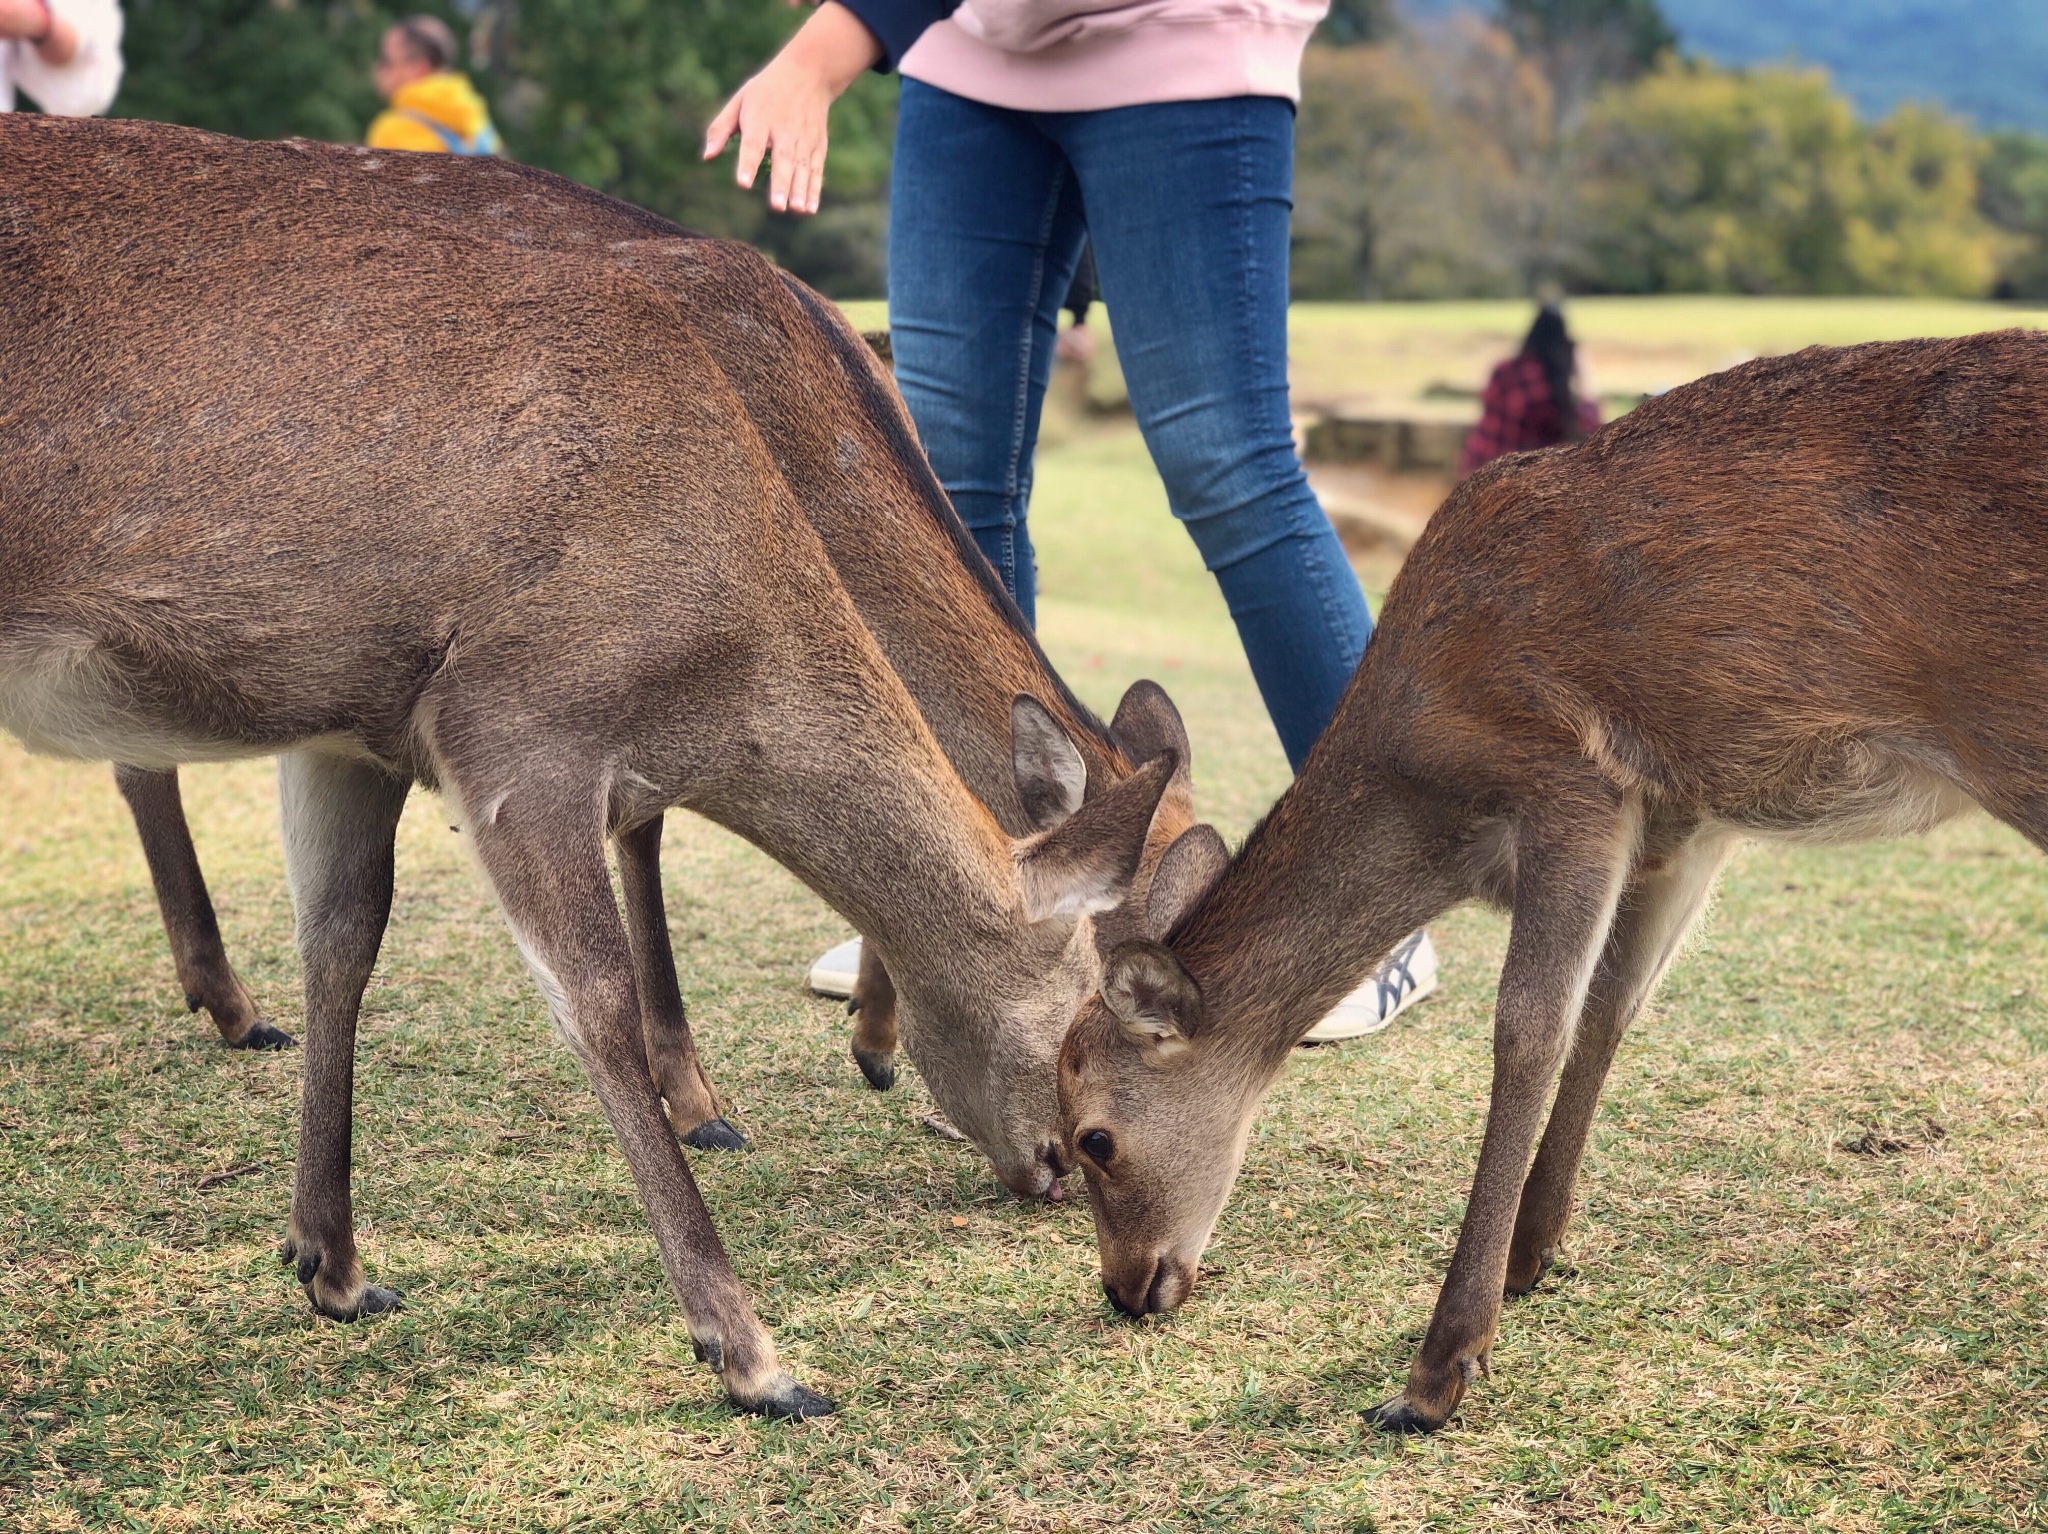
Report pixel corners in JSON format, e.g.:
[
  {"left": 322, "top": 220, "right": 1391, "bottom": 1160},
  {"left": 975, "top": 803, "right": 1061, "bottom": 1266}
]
[{"left": 706, "top": 0, "right": 1436, "bottom": 1039}]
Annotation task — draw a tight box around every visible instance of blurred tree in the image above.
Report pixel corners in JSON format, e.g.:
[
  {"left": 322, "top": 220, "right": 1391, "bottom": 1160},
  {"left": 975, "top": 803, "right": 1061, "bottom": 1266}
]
[
  {"left": 1292, "top": 45, "right": 1430, "bottom": 297},
  {"left": 1319, "top": 0, "right": 1393, "bottom": 47},
  {"left": 1500, "top": 0, "right": 1674, "bottom": 77},
  {"left": 1574, "top": 59, "right": 2004, "bottom": 296},
  {"left": 1978, "top": 130, "right": 2048, "bottom": 298},
  {"left": 112, "top": 0, "right": 897, "bottom": 296},
  {"left": 1295, "top": 25, "right": 1565, "bottom": 299},
  {"left": 115, "top": 0, "right": 398, "bottom": 144}
]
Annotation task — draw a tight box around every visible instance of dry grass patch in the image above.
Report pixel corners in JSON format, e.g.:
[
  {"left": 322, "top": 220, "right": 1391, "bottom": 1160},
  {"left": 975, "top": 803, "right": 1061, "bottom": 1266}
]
[{"left": 4, "top": 384, "right": 2046, "bottom": 1530}]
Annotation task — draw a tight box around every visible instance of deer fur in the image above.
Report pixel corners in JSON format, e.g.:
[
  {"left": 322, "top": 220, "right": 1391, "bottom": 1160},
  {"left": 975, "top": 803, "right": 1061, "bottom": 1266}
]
[
  {"left": 1057, "top": 332, "right": 2048, "bottom": 1431},
  {"left": 104, "top": 286, "right": 1200, "bottom": 1116},
  {"left": 2, "top": 115, "right": 1190, "bottom": 1415}
]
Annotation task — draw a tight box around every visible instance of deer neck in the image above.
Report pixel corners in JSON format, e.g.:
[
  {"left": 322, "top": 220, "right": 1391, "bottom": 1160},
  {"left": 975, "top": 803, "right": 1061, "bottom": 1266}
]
[
  {"left": 1174, "top": 765, "right": 1462, "bottom": 1077},
  {"left": 681, "top": 670, "right": 1056, "bottom": 1015},
  {"left": 662, "top": 254, "right": 1123, "bottom": 833}
]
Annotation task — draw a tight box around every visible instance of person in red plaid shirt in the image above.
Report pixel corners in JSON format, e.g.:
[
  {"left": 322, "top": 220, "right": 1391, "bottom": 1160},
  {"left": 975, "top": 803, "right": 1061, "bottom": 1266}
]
[{"left": 1458, "top": 303, "right": 1603, "bottom": 479}]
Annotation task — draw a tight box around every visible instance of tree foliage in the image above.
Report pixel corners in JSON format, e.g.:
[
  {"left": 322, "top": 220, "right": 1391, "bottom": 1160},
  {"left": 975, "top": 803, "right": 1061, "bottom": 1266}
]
[
  {"left": 1577, "top": 60, "right": 2003, "bottom": 295},
  {"left": 112, "top": 0, "right": 897, "bottom": 295},
  {"left": 103, "top": 1, "right": 2048, "bottom": 302},
  {"left": 1978, "top": 131, "right": 2048, "bottom": 297},
  {"left": 1294, "top": 21, "right": 2023, "bottom": 301},
  {"left": 1501, "top": 0, "right": 1675, "bottom": 76}
]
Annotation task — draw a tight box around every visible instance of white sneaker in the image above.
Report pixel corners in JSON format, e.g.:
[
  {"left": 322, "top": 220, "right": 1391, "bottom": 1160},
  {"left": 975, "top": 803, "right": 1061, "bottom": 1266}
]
[
  {"left": 808, "top": 936, "right": 863, "bottom": 998},
  {"left": 1301, "top": 930, "right": 1437, "bottom": 1044}
]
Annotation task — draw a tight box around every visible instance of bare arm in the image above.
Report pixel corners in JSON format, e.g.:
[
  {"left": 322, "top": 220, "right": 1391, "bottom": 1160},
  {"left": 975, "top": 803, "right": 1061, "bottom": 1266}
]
[{"left": 702, "top": 1, "right": 881, "bottom": 217}]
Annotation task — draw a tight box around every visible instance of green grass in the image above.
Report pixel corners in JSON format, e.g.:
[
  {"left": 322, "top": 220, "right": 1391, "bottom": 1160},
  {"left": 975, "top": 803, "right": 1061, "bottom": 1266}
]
[
  {"left": 1286, "top": 296, "right": 2048, "bottom": 409},
  {"left": 859, "top": 293, "right": 2048, "bottom": 419},
  {"left": 5, "top": 321, "right": 2048, "bottom": 1530}
]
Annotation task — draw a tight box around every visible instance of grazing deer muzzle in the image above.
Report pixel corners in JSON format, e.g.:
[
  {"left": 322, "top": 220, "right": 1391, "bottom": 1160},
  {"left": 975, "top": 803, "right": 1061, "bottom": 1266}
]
[
  {"left": 0, "top": 114, "right": 1192, "bottom": 1415},
  {"left": 1059, "top": 330, "right": 2048, "bottom": 1431}
]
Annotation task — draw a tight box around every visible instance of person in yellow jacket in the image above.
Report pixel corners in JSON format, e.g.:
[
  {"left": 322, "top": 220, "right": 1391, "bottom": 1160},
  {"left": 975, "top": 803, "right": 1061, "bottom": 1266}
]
[{"left": 367, "top": 15, "right": 500, "bottom": 156}]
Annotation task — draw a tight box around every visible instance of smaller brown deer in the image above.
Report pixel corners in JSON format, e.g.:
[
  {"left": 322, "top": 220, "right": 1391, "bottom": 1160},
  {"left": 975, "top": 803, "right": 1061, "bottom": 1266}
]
[{"left": 1057, "top": 332, "right": 2048, "bottom": 1432}]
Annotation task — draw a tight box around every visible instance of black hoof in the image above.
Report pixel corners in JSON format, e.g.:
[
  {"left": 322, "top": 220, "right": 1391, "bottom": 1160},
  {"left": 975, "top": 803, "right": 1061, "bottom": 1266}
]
[
  {"left": 1367, "top": 1396, "right": 1444, "bottom": 1435},
  {"left": 229, "top": 1021, "right": 297, "bottom": 1051},
  {"left": 681, "top": 1117, "right": 750, "bottom": 1152},
  {"left": 758, "top": 1379, "right": 836, "bottom": 1420},
  {"left": 309, "top": 1284, "right": 405, "bottom": 1323},
  {"left": 355, "top": 1285, "right": 404, "bottom": 1318},
  {"left": 852, "top": 1046, "right": 896, "bottom": 1092},
  {"left": 1506, "top": 1247, "right": 1561, "bottom": 1298}
]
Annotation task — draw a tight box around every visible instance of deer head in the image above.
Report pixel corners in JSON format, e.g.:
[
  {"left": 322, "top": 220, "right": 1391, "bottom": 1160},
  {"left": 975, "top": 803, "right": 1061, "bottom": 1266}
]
[
  {"left": 1053, "top": 824, "right": 1247, "bottom": 1309},
  {"left": 883, "top": 696, "right": 1190, "bottom": 1201}
]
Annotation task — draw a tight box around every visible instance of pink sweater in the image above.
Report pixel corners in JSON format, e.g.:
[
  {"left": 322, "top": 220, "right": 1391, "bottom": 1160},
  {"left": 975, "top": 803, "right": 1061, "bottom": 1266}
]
[{"left": 897, "top": 0, "right": 1330, "bottom": 112}]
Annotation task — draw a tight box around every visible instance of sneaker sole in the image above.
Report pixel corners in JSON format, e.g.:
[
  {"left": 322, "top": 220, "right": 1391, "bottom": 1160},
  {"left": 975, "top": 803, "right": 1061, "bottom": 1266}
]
[
  {"left": 1299, "top": 970, "right": 1438, "bottom": 1044},
  {"left": 807, "top": 938, "right": 863, "bottom": 999}
]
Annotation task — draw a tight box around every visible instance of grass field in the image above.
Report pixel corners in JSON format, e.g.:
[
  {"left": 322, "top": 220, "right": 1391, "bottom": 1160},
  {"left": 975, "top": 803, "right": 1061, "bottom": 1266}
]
[{"left": 4, "top": 304, "right": 2047, "bottom": 1531}]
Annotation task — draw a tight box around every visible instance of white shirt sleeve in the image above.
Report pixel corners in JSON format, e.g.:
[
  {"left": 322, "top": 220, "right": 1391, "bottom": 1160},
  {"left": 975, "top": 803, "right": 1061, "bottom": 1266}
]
[{"left": 11, "top": 0, "right": 124, "bottom": 117}]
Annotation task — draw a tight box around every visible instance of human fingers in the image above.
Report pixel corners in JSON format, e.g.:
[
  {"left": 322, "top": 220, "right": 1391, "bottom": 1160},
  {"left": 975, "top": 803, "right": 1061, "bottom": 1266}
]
[
  {"left": 801, "top": 143, "right": 827, "bottom": 215},
  {"left": 767, "top": 131, "right": 804, "bottom": 213},
  {"left": 734, "top": 99, "right": 772, "bottom": 191},
  {"left": 703, "top": 91, "right": 744, "bottom": 161}
]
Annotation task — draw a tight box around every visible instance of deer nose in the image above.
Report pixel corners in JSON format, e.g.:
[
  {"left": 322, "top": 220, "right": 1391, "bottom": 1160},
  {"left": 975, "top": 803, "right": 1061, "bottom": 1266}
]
[
  {"left": 1103, "top": 1253, "right": 1175, "bottom": 1317},
  {"left": 995, "top": 1150, "right": 1064, "bottom": 1203}
]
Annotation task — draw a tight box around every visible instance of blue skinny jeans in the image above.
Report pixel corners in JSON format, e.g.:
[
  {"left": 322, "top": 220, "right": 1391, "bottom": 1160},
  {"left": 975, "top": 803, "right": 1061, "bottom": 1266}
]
[{"left": 887, "top": 80, "right": 1373, "bottom": 771}]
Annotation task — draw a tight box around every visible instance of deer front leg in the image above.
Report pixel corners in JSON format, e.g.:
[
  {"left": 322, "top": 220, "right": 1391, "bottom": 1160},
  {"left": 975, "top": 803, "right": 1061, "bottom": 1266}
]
[
  {"left": 1372, "top": 796, "right": 1639, "bottom": 1434},
  {"left": 468, "top": 775, "right": 829, "bottom": 1418},
  {"left": 848, "top": 939, "right": 899, "bottom": 1091},
  {"left": 1506, "top": 831, "right": 1733, "bottom": 1297},
  {"left": 614, "top": 816, "right": 746, "bottom": 1151},
  {"left": 274, "top": 752, "right": 410, "bottom": 1321},
  {"left": 114, "top": 764, "right": 291, "bottom": 1049}
]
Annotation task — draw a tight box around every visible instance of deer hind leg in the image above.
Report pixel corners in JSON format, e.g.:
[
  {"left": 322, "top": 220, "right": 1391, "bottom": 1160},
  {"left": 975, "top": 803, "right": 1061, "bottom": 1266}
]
[
  {"left": 275, "top": 751, "right": 409, "bottom": 1322},
  {"left": 848, "top": 940, "right": 899, "bottom": 1091},
  {"left": 462, "top": 766, "right": 829, "bottom": 1418},
  {"left": 114, "top": 764, "right": 291, "bottom": 1049},
  {"left": 1505, "top": 826, "right": 1735, "bottom": 1297},
  {"left": 614, "top": 815, "right": 747, "bottom": 1152},
  {"left": 1371, "top": 788, "right": 1642, "bottom": 1435}
]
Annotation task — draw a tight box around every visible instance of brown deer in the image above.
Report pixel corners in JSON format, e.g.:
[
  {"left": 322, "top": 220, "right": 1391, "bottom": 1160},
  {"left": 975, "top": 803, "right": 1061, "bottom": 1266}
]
[
  {"left": 1056, "top": 331, "right": 2048, "bottom": 1432},
  {"left": 2, "top": 115, "right": 1190, "bottom": 1414},
  {"left": 44, "top": 113, "right": 1205, "bottom": 1154},
  {"left": 104, "top": 303, "right": 1198, "bottom": 1115}
]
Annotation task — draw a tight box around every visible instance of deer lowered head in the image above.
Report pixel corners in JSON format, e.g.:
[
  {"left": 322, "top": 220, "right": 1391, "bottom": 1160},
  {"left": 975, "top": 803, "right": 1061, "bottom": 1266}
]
[{"left": 884, "top": 696, "right": 1185, "bottom": 1200}]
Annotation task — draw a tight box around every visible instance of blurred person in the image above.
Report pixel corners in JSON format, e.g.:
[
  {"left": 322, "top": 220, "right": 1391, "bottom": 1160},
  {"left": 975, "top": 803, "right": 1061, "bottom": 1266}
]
[
  {"left": 711, "top": 0, "right": 1435, "bottom": 1041},
  {"left": 1458, "top": 303, "right": 1602, "bottom": 479},
  {"left": 367, "top": 15, "right": 500, "bottom": 156},
  {"left": 0, "top": 0, "right": 122, "bottom": 116}
]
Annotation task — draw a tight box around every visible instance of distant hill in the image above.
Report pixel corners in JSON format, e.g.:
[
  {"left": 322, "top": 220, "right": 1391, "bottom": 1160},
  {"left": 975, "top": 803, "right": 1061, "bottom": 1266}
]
[{"left": 1397, "top": 1, "right": 2048, "bottom": 133}]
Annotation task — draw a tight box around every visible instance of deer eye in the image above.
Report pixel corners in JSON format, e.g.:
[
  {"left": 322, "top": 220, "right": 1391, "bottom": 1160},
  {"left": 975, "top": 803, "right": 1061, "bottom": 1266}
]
[{"left": 1079, "top": 1129, "right": 1115, "bottom": 1165}]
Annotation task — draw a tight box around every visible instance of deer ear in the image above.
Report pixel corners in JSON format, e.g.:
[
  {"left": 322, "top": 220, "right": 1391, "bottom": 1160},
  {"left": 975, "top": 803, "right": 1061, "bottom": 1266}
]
[
  {"left": 1111, "top": 680, "right": 1191, "bottom": 777},
  {"left": 1101, "top": 940, "right": 1202, "bottom": 1056},
  {"left": 1012, "top": 694, "right": 1087, "bottom": 832},
  {"left": 1146, "top": 823, "right": 1228, "bottom": 941},
  {"left": 1017, "top": 752, "right": 1177, "bottom": 921}
]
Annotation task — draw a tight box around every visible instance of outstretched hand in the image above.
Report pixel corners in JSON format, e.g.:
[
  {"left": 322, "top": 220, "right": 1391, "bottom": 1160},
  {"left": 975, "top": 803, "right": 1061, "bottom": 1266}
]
[
  {"left": 703, "top": 2, "right": 882, "bottom": 217},
  {"left": 0, "top": 0, "right": 78, "bottom": 62}
]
